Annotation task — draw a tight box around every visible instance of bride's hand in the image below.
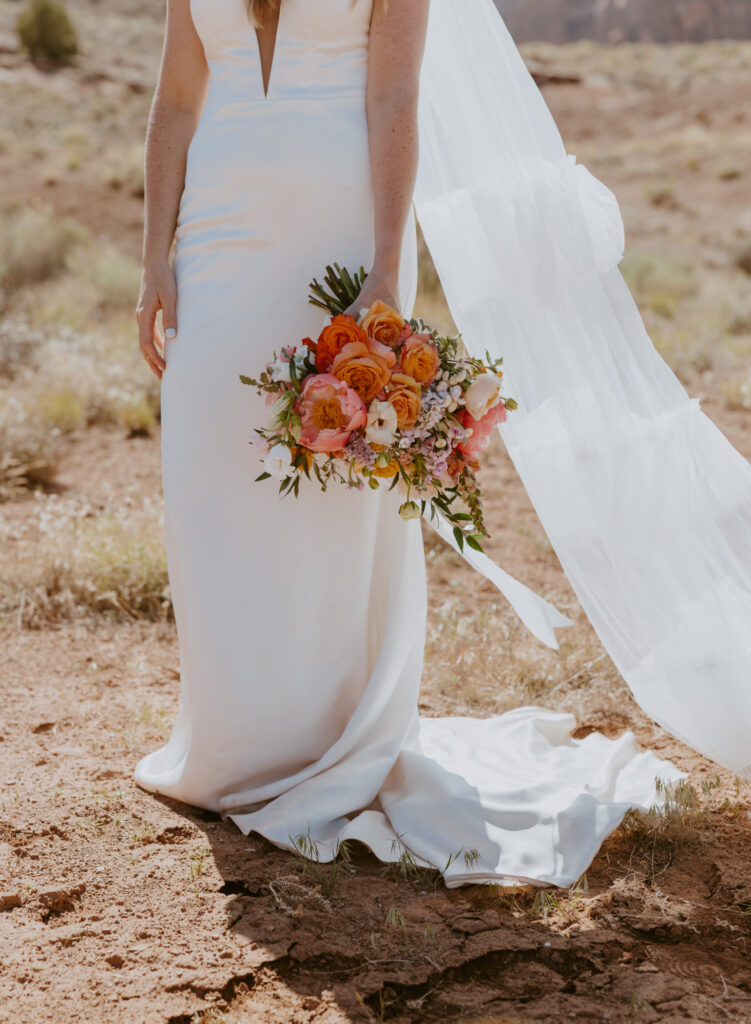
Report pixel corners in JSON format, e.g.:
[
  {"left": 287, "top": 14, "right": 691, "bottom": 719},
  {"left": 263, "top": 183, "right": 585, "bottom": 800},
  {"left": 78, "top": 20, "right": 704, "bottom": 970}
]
[
  {"left": 136, "top": 260, "right": 175, "bottom": 380},
  {"left": 343, "top": 267, "right": 401, "bottom": 321}
]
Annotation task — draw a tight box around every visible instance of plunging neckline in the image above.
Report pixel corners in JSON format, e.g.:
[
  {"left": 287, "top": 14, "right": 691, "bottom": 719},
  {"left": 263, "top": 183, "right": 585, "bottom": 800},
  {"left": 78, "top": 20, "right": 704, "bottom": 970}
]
[{"left": 250, "top": 3, "right": 281, "bottom": 100}]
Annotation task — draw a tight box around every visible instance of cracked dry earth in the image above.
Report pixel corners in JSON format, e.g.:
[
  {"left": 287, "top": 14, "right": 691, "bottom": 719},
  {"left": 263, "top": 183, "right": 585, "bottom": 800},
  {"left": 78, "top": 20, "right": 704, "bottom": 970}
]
[{"left": 1, "top": 419, "right": 751, "bottom": 1024}]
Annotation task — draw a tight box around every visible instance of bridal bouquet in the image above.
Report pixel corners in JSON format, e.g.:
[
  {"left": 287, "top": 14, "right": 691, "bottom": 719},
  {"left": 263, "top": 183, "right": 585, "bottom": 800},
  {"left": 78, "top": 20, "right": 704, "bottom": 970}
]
[{"left": 239, "top": 265, "right": 516, "bottom": 551}]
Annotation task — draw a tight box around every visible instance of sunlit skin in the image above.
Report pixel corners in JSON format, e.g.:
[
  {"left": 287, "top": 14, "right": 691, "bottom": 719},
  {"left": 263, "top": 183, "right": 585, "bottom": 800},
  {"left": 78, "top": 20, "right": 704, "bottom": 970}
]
[{"left": 135, "top": 0, "right": 430, "bottom": 381}]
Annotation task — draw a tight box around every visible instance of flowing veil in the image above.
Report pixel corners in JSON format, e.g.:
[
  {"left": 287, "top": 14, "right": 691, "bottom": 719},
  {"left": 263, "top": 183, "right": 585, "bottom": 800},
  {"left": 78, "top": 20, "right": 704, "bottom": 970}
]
[{"left": 413, "top": 0, "right": 751, "bottom": 778}]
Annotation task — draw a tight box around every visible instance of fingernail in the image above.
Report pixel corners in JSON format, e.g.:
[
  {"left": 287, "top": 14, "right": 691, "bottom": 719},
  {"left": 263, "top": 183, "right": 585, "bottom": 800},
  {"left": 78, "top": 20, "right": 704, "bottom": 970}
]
[{"left": 165, "top": 328, "right": 176, "bottom": 339}]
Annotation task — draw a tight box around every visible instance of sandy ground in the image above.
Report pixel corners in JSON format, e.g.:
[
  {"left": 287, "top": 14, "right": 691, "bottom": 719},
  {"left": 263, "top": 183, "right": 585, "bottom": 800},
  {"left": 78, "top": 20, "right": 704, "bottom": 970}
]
[{"left": 2, "top": 418, "right": 751, "bottom": 1024}]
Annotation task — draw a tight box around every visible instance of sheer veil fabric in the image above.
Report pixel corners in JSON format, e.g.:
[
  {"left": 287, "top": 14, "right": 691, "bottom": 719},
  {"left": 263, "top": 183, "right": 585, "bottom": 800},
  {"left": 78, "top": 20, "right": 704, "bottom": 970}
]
[{"left": 415, "top": 0, "right": 751, "bottom": 777}]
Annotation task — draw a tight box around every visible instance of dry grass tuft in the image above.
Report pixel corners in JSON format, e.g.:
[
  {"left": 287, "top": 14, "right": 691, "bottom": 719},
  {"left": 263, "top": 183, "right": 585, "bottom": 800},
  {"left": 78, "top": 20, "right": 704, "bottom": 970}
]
[
  {"left": 0, "top": 392, "right": 62, "bottom": 495},
  {"left": 621, "top": 773, "right": 747, "bottom": 855},
  {"left": 0, "top": 205, "right": 85, "bottom": 292},
  {"left": 0, "top": 493, "right": 171, "bottom": 626},
  {"left": 0, "top": 313, "right": 160, "bottom": 494},
  {"left": 620, "top": 249, "right": 696, "bottom": 319}
]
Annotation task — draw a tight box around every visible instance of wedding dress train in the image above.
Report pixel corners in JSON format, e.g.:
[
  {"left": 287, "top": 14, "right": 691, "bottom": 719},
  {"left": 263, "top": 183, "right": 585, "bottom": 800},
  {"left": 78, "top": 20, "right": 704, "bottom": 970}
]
[{"left": 134, "top": 0, "right": 684, "bottom": 888}]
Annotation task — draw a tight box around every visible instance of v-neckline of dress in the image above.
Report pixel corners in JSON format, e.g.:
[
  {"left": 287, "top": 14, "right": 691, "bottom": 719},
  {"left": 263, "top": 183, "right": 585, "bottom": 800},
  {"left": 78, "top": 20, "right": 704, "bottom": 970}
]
[{"left": 248, "top": 2, "right": 282, "bottom": 100}]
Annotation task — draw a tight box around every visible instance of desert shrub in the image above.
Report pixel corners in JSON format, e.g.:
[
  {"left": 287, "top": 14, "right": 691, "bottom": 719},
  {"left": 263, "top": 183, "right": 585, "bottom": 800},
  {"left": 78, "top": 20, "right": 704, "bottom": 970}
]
[
  {"left": 644, "top": 180, "right": 676, "bottom": 207},
  {"left": 17, "top": 0, "right": 78, "bottom": 65},
  {"left": 60, "top": 124, "right": 92, "bottom": 171},
  {"left": 102, "top": 145, "right": 146, "bottom": 198},
  {"left": 35, "top": 387, "right": 86, "bottom": 433},
  {"left": 0, "top": 393, "right": 61, "bottom": 496},
  {"left": 620, "top": 249, "right": 696, "bottom": 318},
  {"left": 720, "top": 374, "right": 751, "bottom": 412},
  {"left": 90, "top": 248, "right": 142, "bottom": 311},
  {"left": 718, "top": 165, "right": 741, "bottom": 182},
  {"left": 0, "top": 318, "right": 44, "bottom": 381},
  {"left": 735, "top": 240, "right": 751, "bottom": 277},
  {"left": 0, "top": 206, "right": 85, "bottom": 290},
  {"left": 1, "top": 495, "right": 171, "bottom": 625}
]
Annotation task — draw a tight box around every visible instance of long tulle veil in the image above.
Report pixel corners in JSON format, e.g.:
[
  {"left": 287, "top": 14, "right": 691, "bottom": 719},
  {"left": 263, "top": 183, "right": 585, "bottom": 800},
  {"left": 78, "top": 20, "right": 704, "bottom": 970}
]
[{"left": 413, "top": 0, "right": 751, "bottom": 778}]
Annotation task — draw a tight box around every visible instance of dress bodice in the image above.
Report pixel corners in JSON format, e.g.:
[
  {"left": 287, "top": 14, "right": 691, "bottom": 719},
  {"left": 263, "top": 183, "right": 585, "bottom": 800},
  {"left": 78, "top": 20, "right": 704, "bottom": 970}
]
[{"left": 190, "top": 0, "right": 374, "bottom": 104}]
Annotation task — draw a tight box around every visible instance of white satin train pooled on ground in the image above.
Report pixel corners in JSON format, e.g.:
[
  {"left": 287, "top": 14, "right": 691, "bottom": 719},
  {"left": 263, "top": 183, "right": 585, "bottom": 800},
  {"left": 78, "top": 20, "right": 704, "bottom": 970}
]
[{"left": 134, "top": 0, "right": 684, "bottom": 888}]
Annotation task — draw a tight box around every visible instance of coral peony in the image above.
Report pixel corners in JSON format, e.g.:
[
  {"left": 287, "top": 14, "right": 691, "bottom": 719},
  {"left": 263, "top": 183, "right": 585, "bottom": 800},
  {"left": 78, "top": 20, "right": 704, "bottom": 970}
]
[
  {"left": 360, "top": 300, "right": 408, "bottom": 348},
  {"left": 457, "top": 401, "right": 507, "bottom": 461},
  {"left": 331, "top": 337, "right": 396, "bottom": 404},
  {"left": 315, "top": 315, "right": 369, "bottom": 373},
  {"left": 298, "top": 374, "right": 367, "bottom": 453},
  {"left": 386, "top": 373, "right": 421, "bottom": 430},
  {"left": 399, "top": 333, "right": 441, "bottom": 385}
]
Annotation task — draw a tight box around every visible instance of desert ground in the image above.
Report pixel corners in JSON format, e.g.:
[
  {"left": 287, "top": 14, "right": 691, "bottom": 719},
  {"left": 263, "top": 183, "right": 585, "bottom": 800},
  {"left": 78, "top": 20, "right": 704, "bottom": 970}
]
[{"left": 2, "top": 3, "right": 751, "bottom": 1022}]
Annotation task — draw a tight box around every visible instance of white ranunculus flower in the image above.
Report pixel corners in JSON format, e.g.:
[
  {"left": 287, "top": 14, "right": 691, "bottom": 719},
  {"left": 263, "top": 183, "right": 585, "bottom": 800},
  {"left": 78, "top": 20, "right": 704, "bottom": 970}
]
[
  {"left": 293, "top": 344, "right": 311, "bottom": 370},
  {"left": 263, "top": 443, "right": 293, "bottom": 479},
  {"left": 365, "top": 400, "right": 398, "bottom": 447},
  {"left": 269, "top": 357, "right": 291, "bottom": 383},
  {"left": 464, "top": 372, "right": 502, "bottom": 420}
]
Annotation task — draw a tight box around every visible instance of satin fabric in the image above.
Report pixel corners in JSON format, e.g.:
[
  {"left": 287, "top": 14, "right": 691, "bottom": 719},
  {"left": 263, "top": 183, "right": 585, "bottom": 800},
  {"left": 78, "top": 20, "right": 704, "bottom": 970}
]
[{"left": 134, "top": 0, "right": 684, "bottom": 887}]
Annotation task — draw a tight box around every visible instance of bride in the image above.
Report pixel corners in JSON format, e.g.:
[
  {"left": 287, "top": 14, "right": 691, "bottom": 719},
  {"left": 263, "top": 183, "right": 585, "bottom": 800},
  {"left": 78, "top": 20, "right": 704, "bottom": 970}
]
[{"left": 133, "top": 0, "right": 748, "bottom": 888}]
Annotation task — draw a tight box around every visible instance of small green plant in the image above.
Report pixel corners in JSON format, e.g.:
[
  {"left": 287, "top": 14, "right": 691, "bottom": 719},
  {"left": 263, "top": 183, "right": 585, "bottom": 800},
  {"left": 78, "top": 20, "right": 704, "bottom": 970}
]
[
  {"left": 188, "top": 844, "right": 212, "bottom": 896},
  {"left": 275, "top": 829, "right": 355, "bottom": 910},
  {"left": 17, "top": 0, "right": 78, "bottom": 65},
  {"left": 381, "top": 834, "right": 483, "bottom": 888}
]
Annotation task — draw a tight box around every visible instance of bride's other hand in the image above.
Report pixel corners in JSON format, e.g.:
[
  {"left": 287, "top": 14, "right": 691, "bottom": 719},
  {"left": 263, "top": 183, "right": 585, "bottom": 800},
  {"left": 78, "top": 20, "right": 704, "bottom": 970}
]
[
  {"left": 136, "top": 260, "right": 174, "bottom": 379},
  {"left": 137, "top": 0, "right": 209, "bottom": 381},
  {"left": 344, "top": 267, "right": 401, "bottom": 321}
]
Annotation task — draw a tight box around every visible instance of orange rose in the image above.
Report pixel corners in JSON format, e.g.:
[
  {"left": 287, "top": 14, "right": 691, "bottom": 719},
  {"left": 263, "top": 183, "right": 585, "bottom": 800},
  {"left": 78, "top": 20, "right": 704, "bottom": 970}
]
[
  {"left": 386, "top": 372, "right": 421, "bottom": 430},
  {"left": 331, "top": 338, "right": 396, "bottom": 404},
  {"left": 316, "top": 315, "right": 369, "bottom": 373},
  {"left": 372, "top": 459, "right": 400, "bottom": 478},
  {"left": 399, "top": 334, "right": 440, "bottom": 385},
  {"left": 291, "top": 446, "right": 315, "bottom": 471},
  {"left": 360, "top": 300, "right": 408, "bottom": 349}
]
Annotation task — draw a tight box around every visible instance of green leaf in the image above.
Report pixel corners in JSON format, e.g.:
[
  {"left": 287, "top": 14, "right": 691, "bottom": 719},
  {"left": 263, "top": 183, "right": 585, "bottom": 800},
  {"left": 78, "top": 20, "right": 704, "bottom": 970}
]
[
  {"left": 254, "top": 471, "right": 272, "bottom": 482},
  {"left": 452, "top": 525, "right": 465, "bottom": 553},
  {"left": 465, "top": 534, "right": 485, "bottom": 553}
]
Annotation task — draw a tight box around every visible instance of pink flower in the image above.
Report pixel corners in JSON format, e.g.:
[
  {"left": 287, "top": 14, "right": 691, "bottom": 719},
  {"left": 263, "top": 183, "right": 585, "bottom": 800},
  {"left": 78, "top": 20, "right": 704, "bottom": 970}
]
[
  {"left": 298, "top": 374, "right": 367, "bottom": 454},
  {"left": 457, "top": 401, "right": 507, "bottom": 461}
]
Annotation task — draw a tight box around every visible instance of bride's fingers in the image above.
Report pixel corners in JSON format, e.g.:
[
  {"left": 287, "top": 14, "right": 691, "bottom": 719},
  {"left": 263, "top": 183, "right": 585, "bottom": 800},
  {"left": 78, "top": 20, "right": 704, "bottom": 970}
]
[{"left": 136, "top": 295, "right": 167, "bottom": 376}]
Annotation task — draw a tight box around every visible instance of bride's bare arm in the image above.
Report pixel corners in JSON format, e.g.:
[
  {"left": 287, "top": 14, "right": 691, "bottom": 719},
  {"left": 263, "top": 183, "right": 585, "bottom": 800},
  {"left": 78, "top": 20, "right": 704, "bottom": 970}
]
[
  {"left": 345, "top": 0, "right": 430, "bottom": 317},
  {"left": 137, "top": 0, "right": 208, "bottom": 379}
]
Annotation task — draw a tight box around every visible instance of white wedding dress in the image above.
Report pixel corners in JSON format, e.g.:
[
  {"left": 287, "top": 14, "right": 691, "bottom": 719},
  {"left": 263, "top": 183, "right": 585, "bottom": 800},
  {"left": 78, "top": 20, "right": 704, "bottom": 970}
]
[{"left": 134, "top": 0, "right": 684, "bottom": 888}]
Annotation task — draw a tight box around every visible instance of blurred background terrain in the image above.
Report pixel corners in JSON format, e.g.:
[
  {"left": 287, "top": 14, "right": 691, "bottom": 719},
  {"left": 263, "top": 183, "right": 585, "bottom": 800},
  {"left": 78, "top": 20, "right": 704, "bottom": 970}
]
[
  {"left": 1, "top": 2, "right": 751, "bottom": 1023},
  {"left": 496, "top": 0, "right": 751, "bottom": 43}
]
